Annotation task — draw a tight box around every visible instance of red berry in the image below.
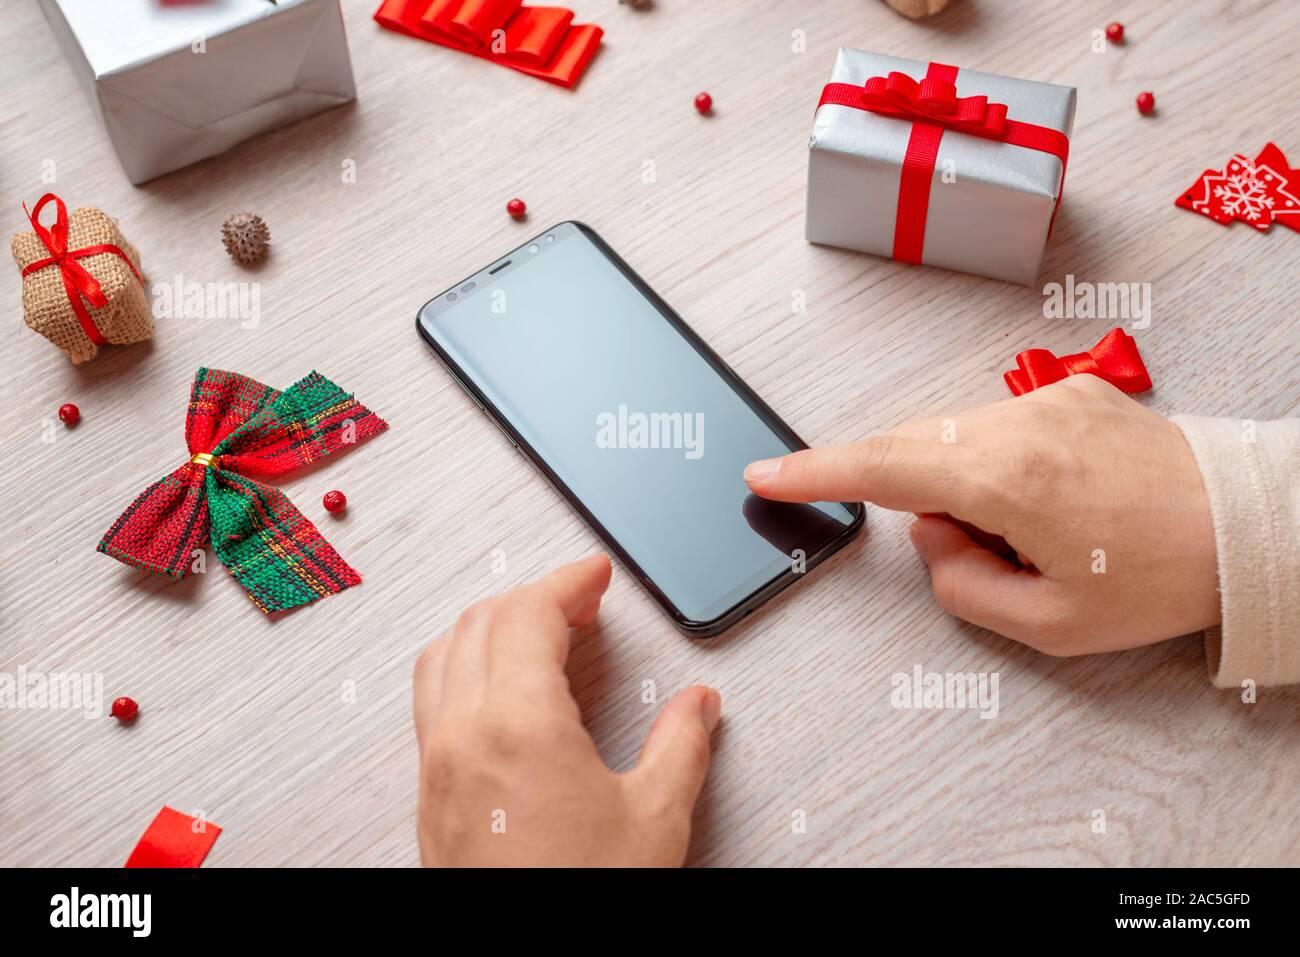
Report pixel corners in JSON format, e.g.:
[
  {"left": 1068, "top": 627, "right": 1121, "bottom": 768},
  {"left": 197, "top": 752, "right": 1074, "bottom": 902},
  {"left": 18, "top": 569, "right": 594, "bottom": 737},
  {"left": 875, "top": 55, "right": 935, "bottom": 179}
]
[
  {"left": 1105, "top": 22, "right": 1124, "bottom": 43},
  {"left": 694, "top": 92, "right": 712, "bottom": 115},
  {"left": 323, "top": 489, "right": 347, "bottom": 513},
  {"left": 506, "top": 198, "right": 526, "bottom": 220},
  {"left": 58, "top": 403, "right": 80, "bottom": 426},
  {"left": 1135, "top": 91, "right": 1155, "bottom": 115},
  {"left": 111, "top": 697, "right": 138, "bottom": 721}
]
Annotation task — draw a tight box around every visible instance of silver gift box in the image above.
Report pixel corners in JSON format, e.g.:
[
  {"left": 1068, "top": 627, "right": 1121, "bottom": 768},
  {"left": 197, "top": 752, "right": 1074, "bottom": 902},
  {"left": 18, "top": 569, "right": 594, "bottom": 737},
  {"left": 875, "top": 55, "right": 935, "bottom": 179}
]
[
  {"left": 807, "top": 48, "right": 1076, "bottom": 285},
  {"left": 39, "top": 0, "right": 356, "bottom": 185}
]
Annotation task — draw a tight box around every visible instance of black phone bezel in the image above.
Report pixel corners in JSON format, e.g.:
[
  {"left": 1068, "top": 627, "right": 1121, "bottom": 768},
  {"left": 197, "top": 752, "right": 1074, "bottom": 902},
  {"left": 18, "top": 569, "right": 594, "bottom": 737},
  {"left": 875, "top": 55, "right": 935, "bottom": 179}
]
[{"left": 415, "top": 220, "right": 865, "bottom": 638}]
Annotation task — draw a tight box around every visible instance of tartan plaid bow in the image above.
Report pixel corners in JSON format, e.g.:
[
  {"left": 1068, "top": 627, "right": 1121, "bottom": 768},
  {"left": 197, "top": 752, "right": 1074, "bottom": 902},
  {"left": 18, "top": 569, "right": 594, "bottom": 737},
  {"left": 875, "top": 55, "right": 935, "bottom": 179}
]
[{"left": 98, "top": 368, "right": 388, "bottom": 613}]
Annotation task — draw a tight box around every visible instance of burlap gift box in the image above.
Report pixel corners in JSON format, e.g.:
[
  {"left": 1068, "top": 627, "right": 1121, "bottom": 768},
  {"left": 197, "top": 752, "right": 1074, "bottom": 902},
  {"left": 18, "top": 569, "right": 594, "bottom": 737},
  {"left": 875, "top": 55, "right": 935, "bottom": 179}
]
[{"left": 12, "top": 202, "right": 151, "bottom": 364}]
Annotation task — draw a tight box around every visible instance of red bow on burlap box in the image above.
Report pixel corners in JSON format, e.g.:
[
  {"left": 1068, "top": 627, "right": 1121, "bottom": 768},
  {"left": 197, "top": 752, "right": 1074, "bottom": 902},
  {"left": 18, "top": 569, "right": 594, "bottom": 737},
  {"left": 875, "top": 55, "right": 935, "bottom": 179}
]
[
  {"left": 807, "top": 49, "right": 1075, "bottom": 285},
  {"left": 98, "top": 369, "right": 387, "bottom": 614},
  {"left": 11, "top": 193, "right": 150, "bottom": 364}
]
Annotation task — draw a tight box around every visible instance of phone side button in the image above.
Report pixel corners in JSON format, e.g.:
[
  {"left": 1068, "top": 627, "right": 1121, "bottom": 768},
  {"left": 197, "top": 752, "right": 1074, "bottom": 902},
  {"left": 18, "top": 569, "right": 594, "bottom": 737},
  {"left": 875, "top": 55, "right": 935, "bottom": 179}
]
[
  {"left": 449, "top": 372, "right": 484, "bottom": 411},
  {"left": 489, "top": 416, "right": 517, "bottom": 449}
]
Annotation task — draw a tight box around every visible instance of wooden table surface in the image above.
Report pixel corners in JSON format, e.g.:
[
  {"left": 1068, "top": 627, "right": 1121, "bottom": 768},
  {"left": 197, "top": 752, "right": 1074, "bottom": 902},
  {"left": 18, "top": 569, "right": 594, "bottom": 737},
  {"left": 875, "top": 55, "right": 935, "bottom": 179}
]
[{"left": 2, "top": 0, "right": 1297, "bottom": 868}]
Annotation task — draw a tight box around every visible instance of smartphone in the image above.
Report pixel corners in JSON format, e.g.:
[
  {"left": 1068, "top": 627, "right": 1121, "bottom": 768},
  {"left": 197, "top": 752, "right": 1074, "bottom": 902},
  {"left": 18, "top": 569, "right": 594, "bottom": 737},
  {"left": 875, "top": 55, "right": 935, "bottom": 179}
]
[{"left": 416, "top": 221, "right": 864, "bottom": 636}]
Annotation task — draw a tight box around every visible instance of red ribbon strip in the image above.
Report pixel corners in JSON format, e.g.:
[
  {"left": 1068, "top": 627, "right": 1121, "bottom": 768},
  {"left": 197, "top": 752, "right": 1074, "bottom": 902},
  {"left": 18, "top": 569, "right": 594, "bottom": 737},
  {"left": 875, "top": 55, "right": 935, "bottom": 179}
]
[
  {"left": 1003, "top": 327, "right": 1152, "bottom": 396},
  {"left": 125, "top": 806, "right": 222, "bottom": 868},
  {"left": 374, "top": 0, "right": 602, "bottom": 88},
  {"left": 19, "top": 193, "right": 144, "bottom": 348},
  {"left": 818, "top": 64, "right": 1071, "bottom": 264}
]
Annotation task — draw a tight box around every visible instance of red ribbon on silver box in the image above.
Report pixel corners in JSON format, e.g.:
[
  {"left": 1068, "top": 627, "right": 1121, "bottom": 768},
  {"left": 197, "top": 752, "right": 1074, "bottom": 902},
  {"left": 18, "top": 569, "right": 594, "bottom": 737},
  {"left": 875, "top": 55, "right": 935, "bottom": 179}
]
[{"left": 818, "top": 63, "right": 1071, "bottom": 266}]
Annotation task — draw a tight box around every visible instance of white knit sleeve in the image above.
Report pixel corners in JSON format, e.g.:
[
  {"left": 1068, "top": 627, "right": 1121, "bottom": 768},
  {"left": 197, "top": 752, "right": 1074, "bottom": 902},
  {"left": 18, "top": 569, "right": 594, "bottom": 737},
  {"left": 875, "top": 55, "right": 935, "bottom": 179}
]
[{"left": 1171, "top": 415, "right": 1300, "bottom": 688}]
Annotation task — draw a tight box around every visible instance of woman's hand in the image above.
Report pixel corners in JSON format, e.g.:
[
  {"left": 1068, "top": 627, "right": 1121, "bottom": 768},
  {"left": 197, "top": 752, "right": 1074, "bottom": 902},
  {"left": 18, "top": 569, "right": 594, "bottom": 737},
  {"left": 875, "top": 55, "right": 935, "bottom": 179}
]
[
  {"left": 744, "top": 375, "right": 1220, "bottom": 655},
  {"left": 413, "top": 554, "right": 721, "bottom": 867}
]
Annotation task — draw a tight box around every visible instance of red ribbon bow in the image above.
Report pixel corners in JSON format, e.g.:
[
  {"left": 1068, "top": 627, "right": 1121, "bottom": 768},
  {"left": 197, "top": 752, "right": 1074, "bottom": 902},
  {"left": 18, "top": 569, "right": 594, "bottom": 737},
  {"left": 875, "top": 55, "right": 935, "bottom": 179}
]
[
  {"left": 860, "top": 71, "right": 1009, "bottom": 138},
  {"left": 1003, "top": 328, "right": 1152, "bottom": 396},
  {"left": 374, "top": 0, "right": 602, "bottom": 88},
  {"left": 818, "top": 63, "right": 1070, "bottom": 265},
  {"left": 19, "top": 193, "right": 144, "bottom": 347}
]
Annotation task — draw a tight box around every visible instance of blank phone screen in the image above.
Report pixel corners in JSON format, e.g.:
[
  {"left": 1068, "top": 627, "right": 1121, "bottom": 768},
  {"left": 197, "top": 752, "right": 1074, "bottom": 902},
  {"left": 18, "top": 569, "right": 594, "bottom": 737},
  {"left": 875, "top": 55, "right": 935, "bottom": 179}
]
[{"left": 418, "top": 223, "right": 859, "bottom": 627}]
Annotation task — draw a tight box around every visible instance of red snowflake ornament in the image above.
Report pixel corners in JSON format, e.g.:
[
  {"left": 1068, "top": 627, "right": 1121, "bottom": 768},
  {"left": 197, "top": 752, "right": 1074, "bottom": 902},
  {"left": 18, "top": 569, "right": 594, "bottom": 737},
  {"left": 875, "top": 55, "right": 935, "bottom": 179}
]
[{"left": 1176, "top": 143, "right": 1300, "bottom": 232}]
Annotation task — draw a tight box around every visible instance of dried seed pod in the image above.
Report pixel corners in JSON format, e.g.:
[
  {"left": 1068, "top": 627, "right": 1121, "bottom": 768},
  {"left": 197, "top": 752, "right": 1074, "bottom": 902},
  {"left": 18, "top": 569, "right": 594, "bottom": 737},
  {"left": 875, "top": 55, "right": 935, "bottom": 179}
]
[{"left": 221, "top": 212, "right": 270, "bottom": 265}]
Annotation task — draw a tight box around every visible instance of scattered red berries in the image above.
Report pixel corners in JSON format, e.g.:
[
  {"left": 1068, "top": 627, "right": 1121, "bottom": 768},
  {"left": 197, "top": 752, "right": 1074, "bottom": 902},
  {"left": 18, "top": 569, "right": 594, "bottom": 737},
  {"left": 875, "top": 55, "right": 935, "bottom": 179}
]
[
  {"left": 1136, "top": 91, "right": 1156, "bottom": 115},
  {"left": 111, "top": 697, "right": 139, "bottom": 721},
  {"left": 694, "top": 92, "right": 713, "bottom": 115},
  {"left": 1105, "top": 22, "right": 1124, "bottom": 43},
  {"left": 58, "top": 403, "right": 80, "bottom": 426},
  {"left": 323, "top": 489, "right": 347, "bottom": 513},
  {"left": 506, "top": 198, "right": 526, "bottom": 220}
]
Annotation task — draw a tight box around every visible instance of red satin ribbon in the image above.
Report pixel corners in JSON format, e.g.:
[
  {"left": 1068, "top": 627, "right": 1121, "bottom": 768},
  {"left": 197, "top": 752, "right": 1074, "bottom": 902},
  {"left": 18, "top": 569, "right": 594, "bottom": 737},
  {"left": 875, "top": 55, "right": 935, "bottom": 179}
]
[
  {"left": 1004, "top": 328, "right": 1152, "bottom": 396},
  {"left": 374, "top": 0, "right": 602, "bottom": 88},
  {"left": 124, "top": 806, "right": 222, "bottom": 868},
  {"left": 861, "top": 69, "right": 1010, "bottom": 137},
  {"left": 19, "top": 193, "right": 144, "bottom": 348},
  {"left": 818, "top": 64, "right": 1071, "bottom": 264}
]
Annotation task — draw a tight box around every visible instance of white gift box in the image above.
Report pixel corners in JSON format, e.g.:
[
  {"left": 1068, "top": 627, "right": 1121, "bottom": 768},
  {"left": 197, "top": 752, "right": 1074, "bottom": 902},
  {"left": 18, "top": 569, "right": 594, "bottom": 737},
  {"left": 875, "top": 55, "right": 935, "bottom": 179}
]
[
  {"left": 39, "top": 0, "right": 357, "bottom": 185},
  {"left": 806, "top": 48, "right": 1076, "bottom": 285}
]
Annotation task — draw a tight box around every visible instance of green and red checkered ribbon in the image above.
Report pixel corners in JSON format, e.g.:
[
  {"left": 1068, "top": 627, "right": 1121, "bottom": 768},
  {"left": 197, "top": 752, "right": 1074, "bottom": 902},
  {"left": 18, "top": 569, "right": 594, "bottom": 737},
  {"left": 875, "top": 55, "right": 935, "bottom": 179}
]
[{"left": 98, "top": 369, "right": 388, "bottom": 613}]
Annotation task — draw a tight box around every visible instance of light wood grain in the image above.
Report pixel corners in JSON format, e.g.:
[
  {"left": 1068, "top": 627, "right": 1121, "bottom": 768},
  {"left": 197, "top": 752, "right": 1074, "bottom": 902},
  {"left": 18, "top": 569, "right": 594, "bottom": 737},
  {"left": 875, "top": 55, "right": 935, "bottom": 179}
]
[{"left": 1, "top": 0, "right": 1297, "bottom": 868}]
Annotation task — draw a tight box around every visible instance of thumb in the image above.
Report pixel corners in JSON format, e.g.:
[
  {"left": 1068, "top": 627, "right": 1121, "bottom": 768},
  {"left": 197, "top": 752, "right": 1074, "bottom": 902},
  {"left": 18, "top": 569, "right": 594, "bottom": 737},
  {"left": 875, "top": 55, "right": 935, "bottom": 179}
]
[
  {"left": 628, "top": 686, "right": 722, "bottom": 819},
  {"left": 909, "top": 516, "right": 1059, "bottom": 646}
]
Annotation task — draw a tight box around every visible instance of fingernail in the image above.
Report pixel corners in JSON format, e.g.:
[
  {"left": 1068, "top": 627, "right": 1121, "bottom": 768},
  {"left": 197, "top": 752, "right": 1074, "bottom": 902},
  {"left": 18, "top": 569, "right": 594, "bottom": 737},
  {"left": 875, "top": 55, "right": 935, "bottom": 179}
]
[
  {"left": 700, "top": 687, "right": 722, "bottom": 733},
  {"left": 744, "top": 458, "right": 781, "bottom": 483},
  {"left": 908, "top": 522, "right": 931, "bottom": 563}
]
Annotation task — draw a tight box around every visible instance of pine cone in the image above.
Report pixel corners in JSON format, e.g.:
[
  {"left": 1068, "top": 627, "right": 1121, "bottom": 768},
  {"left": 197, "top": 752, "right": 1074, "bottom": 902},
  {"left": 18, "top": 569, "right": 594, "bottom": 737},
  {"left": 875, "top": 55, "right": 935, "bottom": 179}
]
[{"left": 221, "top": 212, "right": 270, "bottom": 265}]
